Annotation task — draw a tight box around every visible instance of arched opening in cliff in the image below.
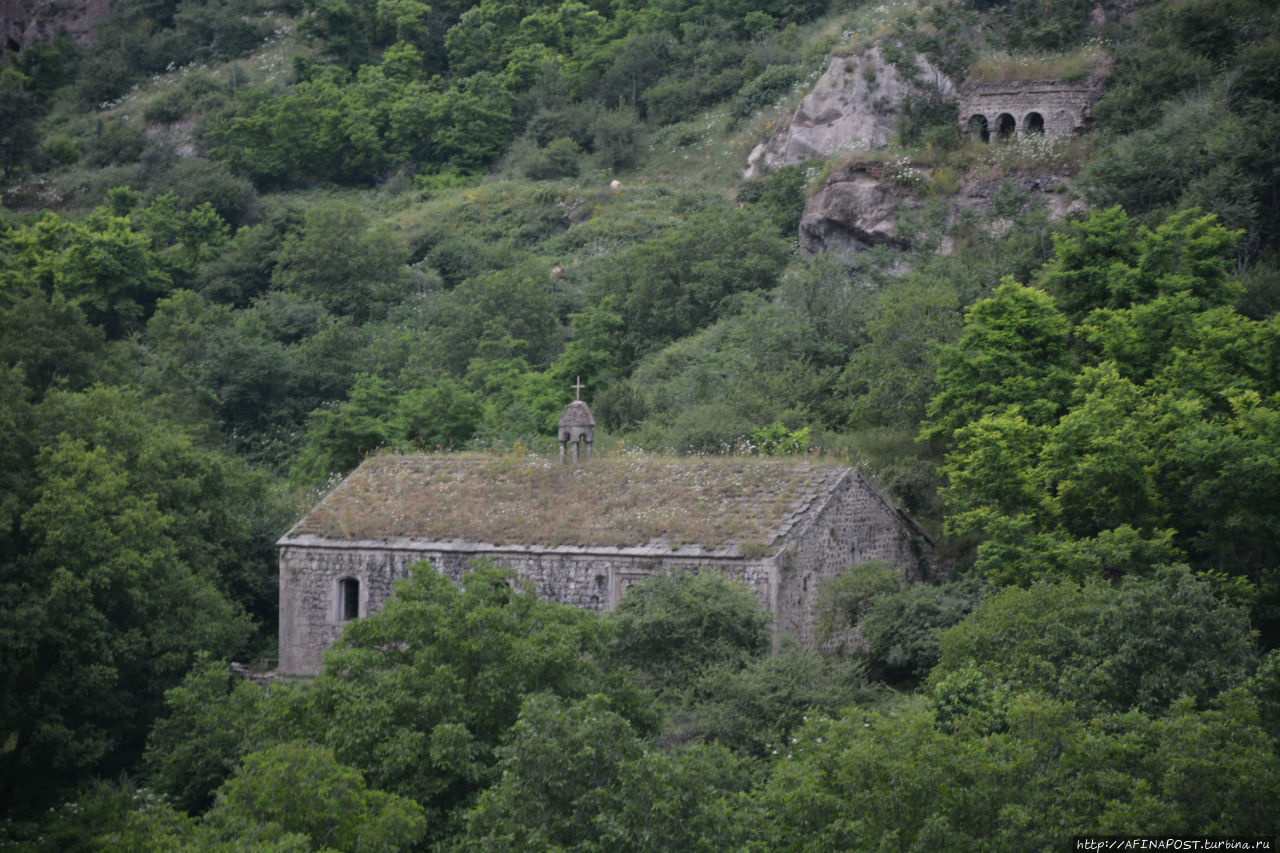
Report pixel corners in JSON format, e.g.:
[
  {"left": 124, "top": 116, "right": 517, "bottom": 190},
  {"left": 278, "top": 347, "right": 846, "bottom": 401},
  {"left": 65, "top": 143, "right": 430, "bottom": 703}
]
[
  {"left": 1024, "top": 112, "right": 1045, "bottom": 134},
  {"left": 967, "top": 114, "right": 989, "bottom": 143},
  {"left": 996, "top": 113, "right": 1016, "bottom": 140}
]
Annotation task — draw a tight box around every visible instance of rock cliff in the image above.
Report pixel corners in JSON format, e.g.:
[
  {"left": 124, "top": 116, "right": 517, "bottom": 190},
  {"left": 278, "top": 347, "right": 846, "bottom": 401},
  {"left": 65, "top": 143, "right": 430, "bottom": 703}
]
[
  {"left": 799, "top": 162, "right": 1086, "bottom": 256},
  {"left": 746, "top": 46, "right": 955, "bottom": 178},
  {"left": 2, "top": 0, "right": 111, "bottom": 56}
]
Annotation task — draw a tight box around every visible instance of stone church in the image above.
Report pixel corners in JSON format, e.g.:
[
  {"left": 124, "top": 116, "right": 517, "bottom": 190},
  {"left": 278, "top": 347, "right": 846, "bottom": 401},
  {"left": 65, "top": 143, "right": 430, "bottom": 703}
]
[{"left": 278, "top": 402, "right": 931, "bottom": 674}]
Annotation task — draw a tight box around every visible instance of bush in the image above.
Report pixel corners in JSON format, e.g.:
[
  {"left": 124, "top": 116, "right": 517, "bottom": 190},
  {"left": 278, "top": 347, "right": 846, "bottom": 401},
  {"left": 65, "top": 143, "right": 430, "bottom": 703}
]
[
  {"left": 642, "top": 68, "right": 746, "bottom": 126},
  {"left": 526, "top": 102, "right": 599, "bottom": 149},
  {"left": 144, "top": 88, "right": 190, "bottom": 123},
  {"left": 610, "top": 570, "right": 770, "bottom": 692},
  {"left": 897, "top": 92, "right": 961, "bottom": 149},
  {"left": 426, "top": 233, "right": 504, "bottom": 288},
  {"left": 82, "top": 118, "right": 146, "bottom": 166},
  {"left": 591, "top": 107, "right": 643, "bottom": 171},
  {"left": 930, "top": 566, "right": 1259, "bottom": 715},
  {"left": 522, "top": 137, "right": 583, "bottom": 180},
  {"left": 685, "top": 647, "right": 877, "bottom": 758},
  {"left": 41, "top": 135, "right": 81, "bottom": 167},
  {"left": 735, "top": 65, "right": 801, "bottom": 118},
  {"left": 859, "top": 575, "right": 988, "bottom": 684},
  {"left": 737, "top": 162, "right": 809, "bottom": 237},
  {"left": 815, "top": 560, "right": 900, "bottom": 642},
  {"left": 154, "top": 158, "right": 260, "bottom": 229}
]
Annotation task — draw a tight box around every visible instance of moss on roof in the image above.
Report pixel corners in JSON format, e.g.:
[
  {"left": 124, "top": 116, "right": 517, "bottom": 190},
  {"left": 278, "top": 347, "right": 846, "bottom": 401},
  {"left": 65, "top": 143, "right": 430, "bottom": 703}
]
[{"left": 287, "top": 452, "right": 851, "bottom": 551}]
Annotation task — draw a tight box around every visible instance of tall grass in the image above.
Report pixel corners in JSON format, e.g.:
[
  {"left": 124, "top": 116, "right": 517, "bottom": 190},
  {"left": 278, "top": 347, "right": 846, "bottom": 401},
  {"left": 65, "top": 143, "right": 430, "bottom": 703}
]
[{"left": 966, "top": 46, "right": 1112, "bottom": 84}]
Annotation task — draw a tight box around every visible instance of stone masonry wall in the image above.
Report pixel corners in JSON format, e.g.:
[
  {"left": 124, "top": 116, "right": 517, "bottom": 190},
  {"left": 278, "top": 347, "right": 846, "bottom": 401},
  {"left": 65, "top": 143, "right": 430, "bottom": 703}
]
[
  {"left": 279, "top": 537, "right": 779, "bottom": 674},
  {"left": 278, "top": 468, "right": 931, "bottom": 674},
  {"left": 775, "top": 470, "right": 929, "bottom": 646},
  {"left": 958, "top": 79, "right": 1105, "bottom": 138}
]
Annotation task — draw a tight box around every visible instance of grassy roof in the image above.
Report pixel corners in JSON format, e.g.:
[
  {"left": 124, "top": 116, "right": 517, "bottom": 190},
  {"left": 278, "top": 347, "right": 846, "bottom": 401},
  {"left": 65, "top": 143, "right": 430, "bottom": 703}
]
[{"left": 286, "top": 452, "right": 851, "bottom": 551}]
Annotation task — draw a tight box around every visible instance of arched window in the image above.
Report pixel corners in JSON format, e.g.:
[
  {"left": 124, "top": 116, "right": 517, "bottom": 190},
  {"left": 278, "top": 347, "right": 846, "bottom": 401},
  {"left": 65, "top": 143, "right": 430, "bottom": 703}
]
[
  {"left": 996, "top": 113, "right": 1016, "bottom": 140},
  {"left": 339, "top": 577, "right": 360, "bottom": 621},
  {"left": 1024, "top": 112, "right": 1045, "bottom": 134},
  {"left": 967, "top": 114, "right": 990, "bottom": 143}
]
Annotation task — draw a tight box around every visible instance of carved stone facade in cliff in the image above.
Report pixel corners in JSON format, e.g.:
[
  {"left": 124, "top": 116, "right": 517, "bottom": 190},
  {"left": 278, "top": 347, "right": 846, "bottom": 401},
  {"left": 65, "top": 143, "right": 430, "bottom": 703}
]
[
  {"left": 958, "top": 78, "right": 1105, "bottom": 140},
  {"left": 277, "top": 453, "right": 931, "bottom": 674}
]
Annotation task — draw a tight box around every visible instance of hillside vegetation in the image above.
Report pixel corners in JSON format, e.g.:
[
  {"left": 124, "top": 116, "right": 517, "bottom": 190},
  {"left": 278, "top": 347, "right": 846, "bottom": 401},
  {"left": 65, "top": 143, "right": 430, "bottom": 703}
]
[{"left": 3, "top": 0, "right": 1280, "bottom": 848}]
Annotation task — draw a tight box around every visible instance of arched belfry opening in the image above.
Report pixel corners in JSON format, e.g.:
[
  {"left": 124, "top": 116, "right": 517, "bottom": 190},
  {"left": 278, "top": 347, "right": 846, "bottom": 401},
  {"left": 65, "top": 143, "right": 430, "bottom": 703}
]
[
  {"left": 1024, "top": 111, "right": 1045, "bottom": 134},
  {"left": 967, "top": 114, "right": 989, "bottom": 143},
  {"left": 558, "top": 377, "right": 595, "bottom": 464},
  {"left": 996, "top": 113, "right": 1016, "bottom": 140}
]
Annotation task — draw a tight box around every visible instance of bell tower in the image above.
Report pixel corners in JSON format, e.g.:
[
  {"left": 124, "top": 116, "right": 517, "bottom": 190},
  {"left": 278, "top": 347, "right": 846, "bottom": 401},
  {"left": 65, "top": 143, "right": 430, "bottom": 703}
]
[{"left": 557, "top": 377, "right": 595, "bottom": 464}]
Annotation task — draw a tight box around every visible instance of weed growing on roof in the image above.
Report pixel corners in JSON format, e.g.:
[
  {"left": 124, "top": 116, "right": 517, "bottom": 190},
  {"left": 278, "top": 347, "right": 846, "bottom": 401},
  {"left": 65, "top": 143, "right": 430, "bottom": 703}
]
[{"left": 293, "top": 452, "right": 849, "bottom": 552}]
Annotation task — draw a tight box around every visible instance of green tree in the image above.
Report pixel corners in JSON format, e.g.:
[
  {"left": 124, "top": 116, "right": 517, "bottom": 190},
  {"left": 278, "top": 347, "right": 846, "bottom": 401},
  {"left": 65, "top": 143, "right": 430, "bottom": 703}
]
[
  {"left": 927, "top": 209, "right": 1280, "bottom": 629},
  {"left": 683, "top": 646, "right": 877, "bottom": 760},
  {"left": 294, "top": 375, "right": 399, "bottom": 480},
  {"left": 0, "top": 66, "right": 38, "bottom": 179},
  {"left": 592, "top": 206, "right": 790, "bottom": 367},
  {"left": 841, "top": 277, "right": 962, "bottom": 429},
  {"left": 272, "top": 200, "right": 406, "bottom": 321},
  {"left": 921, "top": 278, "right": 1073, "bottom": 442},
  {"left": 143, "top": 656, "right": 273, "bottom": 814},
  {"left": 763, "top": 691, "right": 1280, "bottom": 851},
  {"left": 929, "top": 566, "right": 1258, "bottom": 716},
  {"left": 429, "top": 261, "right": 562, "bottom": 374},
  {"left": 1037, "top": 207, "right": 1240, "bottom": 321},
  {"left": 288, "top": 561, "right": 657, "bottom": 837},
  {"left": 0, "top": 432, "right": 251, "bottom": 811},
  {"left": 858, "top": 574, "right": 988, "bottom": 684},
  {"left": 609, "top": 570, "right": 770, "bottom": 693},
  {"left": 464, "top": 693, "right": 754, "bottom": 851},
  {"left": 462, "top": 693, "right": 644, "bottom": 850},
  {"left": 202, "top": 742, "right": 427, "bottom": 851}
]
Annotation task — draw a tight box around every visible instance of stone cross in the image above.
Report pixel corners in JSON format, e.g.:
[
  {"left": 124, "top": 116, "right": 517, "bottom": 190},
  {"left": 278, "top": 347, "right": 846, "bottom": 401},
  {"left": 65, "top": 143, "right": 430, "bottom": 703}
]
[{"left": 572, "top": 376, "right": 585, "bottom": 401}]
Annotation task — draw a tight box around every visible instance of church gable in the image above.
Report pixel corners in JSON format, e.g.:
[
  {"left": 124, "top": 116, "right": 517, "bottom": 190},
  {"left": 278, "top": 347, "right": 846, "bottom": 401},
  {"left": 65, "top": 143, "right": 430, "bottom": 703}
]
[{"left": 278, "top": 452, "right": 930, "bottom": 674}]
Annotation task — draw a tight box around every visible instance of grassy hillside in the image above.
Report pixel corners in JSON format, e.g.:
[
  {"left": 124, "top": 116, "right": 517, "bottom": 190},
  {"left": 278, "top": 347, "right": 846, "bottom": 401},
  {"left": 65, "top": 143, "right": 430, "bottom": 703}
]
[{"left": 3, "top": 0, "right": 1280, "bottom": 846}]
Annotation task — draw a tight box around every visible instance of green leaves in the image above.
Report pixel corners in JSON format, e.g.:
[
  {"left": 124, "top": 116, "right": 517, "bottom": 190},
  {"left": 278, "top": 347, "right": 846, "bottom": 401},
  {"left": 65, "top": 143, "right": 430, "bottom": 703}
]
[
  {"left": 609, "top": 570, "right": 770, "bottom": 693},
  {"left": 272, "top": 200, "right": 405, "bottom": 322},
  {"left": 927, "top": 209, "right": 1280, "bottom": 627},
  {"left": 762, "top": 686, "right": 1280, "bottom": 851},
  {"left": 930, "top": 566, "right": 1258, "bottom": 716},
  {"left": 287, "top": 561, "right": 656, "bottom": 834},
  {"left": 203, "top": 742, "right": 428, "bottom": 851},
  {"left": 923, "top": 279, "right": 1073, "bottom": 441},
  {"left": 591, "top": 206, "right": 791, "bottom": 368},
  {"left": 1040, "top": 207, "right": 1242, "bottom": 319},
  {"left": 464, "top": 693, "right": 754, "bottom": 851}
]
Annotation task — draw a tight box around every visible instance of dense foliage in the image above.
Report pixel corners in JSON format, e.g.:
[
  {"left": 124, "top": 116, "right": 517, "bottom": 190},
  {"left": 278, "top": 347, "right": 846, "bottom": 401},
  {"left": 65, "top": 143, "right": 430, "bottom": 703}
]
[{"left": 2, "top": 0, "right": 1279, "bottom": 846}]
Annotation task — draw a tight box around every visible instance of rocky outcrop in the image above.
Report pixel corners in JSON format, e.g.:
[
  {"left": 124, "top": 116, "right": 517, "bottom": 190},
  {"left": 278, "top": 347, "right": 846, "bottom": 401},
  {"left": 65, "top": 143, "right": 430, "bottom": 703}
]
[
  {"left": 800, "top": 162, "right": 1085, "bottom": 256},
  {"left": 2, "top": 0, "right": 111, "bottom": 56},
  {"left": 746, "top": 46, "right": 956, "bottom": 178},
  {"left": 799, "top": 162, "right": 915, "bottom": 254}
]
